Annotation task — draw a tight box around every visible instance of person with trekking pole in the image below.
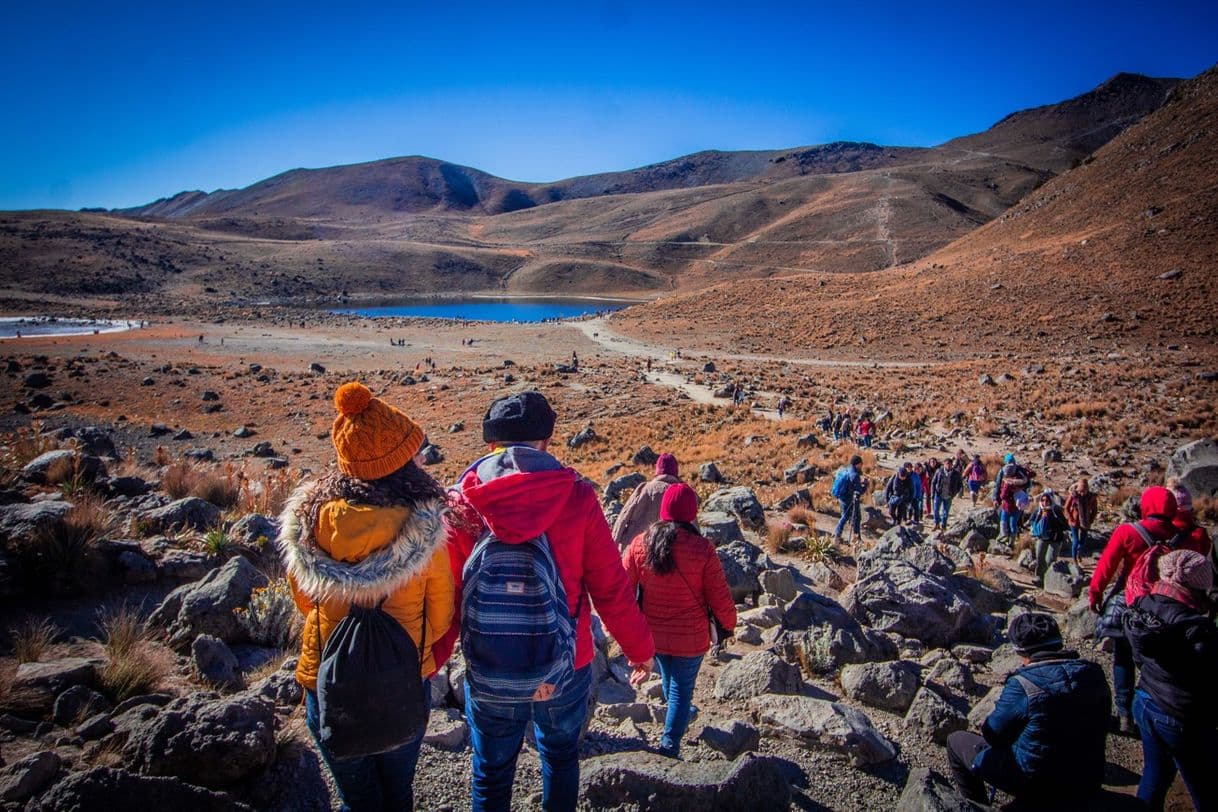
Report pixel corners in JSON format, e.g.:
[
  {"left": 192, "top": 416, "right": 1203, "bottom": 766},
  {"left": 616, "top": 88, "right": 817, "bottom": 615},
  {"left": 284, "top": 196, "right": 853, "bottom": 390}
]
[{"left": 831, "top": 455, "right": 869, "bottom": 543}]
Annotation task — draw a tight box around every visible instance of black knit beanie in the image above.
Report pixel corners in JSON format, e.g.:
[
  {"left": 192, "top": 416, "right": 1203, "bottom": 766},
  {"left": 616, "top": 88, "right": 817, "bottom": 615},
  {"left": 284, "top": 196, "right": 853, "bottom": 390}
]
[
  {"left": 482, "top": 391, "right": 557, "bottom": 443},
  {"left": 1008, "top": 612, "right": 1063, "bottom": 656}
]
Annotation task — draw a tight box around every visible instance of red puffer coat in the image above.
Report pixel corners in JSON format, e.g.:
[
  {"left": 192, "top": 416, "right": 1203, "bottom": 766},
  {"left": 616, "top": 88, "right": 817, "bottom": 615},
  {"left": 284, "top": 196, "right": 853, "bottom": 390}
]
[
  {"left": 622, "top": 527, "right": 737, "bottom": 657},
  {"left": 431, "top": 446, "right": 655, "bottom": 672}
]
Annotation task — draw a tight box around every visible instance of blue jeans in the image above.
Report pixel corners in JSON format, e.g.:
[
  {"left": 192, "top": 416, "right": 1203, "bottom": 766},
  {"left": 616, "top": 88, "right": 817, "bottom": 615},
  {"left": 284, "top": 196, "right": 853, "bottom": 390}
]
[
  {"left": 834, "top": 496, "right": 860, "bottom": 537},
  {"left": 656, "top": 653, "right": 704, "bottom": 754},
  {"left": 1133, "top": 689, "right": 1218, "bottom": 810},
  {"left": 1070, "top": 526, "right": 1088, "bottom": 558},
  {"left": 466, "top": 665, "right": 591, "bottom": 812},
  {"left": 933, "top": 495, "right": 952, "bottom": 526},
  {"left": 305, "top": 687, "right": 428, "bottom": 812},
  {"left": 1113, "top": 636, "right": 1135, "bottom": 718},
  {"left": 1000, "top": 509, "right": 1019, "bottom": 537}
]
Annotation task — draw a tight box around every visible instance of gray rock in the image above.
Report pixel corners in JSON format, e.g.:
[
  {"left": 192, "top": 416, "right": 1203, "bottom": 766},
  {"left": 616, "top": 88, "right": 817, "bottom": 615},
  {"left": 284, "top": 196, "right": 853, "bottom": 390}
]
[
  {"left": 579, "top": 752, "right": 792, "bottom": 811},
  {"left": 904, "top": 687, "right": 967, "bottom": 744},
  {"left": 597, "top": 702, "right": 654, "bottom": 724},
  {"left": 141, "top": 497, "right": 223, "bottom": 534},
  {"left": 150, "top": 557, "right": 269, "bottom": 648},
  {"left": 0, "top": 750, "right": 61, "bottom": 804},
  {"left": 839, "top": 661, "right": 920, "bottom": 713},
  {"left": 567, "top": 425, "right": 598, "bottom": 449},
  {"left": 632, "top": 446, "right": 659, "bottom": 466},
  {"left": 424, "top": 708, "right": 469, "bottom": 750},
  {"left": 697, "top": 720, "right": 761, "bottom": 759},
  {"left": 1065, "top": 595, "right": 1097, "bottom": 640},
  {"left": 784, "top": 459, "right": 816, "bottom": 485},
  {"left": 759, "top": 567, "right": 797, "bottom": 601},
  {"left": 704, "top": 486, "right": 767, "bottom": 530},
  {"left": 845, "top": 560, "right": 990, "bottom": 648},
  {"left": 52, "top": 684, "right": 111, "bottom": 726},
  {"left": 987, "top": 644, "right": 1024, "bottom": 679},
  {"left": 0, "top": 500, "right": 72, "bottom": 543},
  {"left": 1166, "top": 438, "right": 1218, "bottom": 499},
  {"left": 700, "top": 512, "right": 746, "bottom": 547},
  {"left": 751, "top": 694, "right": 896, "bottom": 765},
  {"left": 700, "top": 462, "right": 725, "bottom": 483},
  {"left": 158, "top": 549, "right": 215, "bottom": 580},
  {"left": 29, "top": 766, "right": 252, "bottom": 811},
  {"left": 716, "top": 539, "right": 766, "bottom": 602},
  {"left": 967, "top": 685, "right": 1004, "bottom": 730},
  {"left": 738, "top": 605, "right": 784, "bottom": 629},
  {"left": 118, "top": 550, "right": 158, "bottom": 583},
  {"left": 9, "top": 657, "right": 98, "bottom": 716},
  {"left": 941, "top": 508, "right": 1000, "bottom": 544},
  {"left": 124, "top": 692, "right": 275, "bottom": 788},
  {"left": 420, "top": 444, "right": 444, "bottom": 465},
  {"left": 229, "top": 513, "right": 277, "bottom": 545},
  {"left": 1043, "top": 560, "right": 1086, "bottom": 598},
  {"left": 249, "top": 658, "right": 303, "bottom": 708},
  {"left": 776, "top": 592, "right": 898, "bottom": 671},
  {"left": 926, "top": 658, "right": 976, "bottom": 695},
  {"left": 896, "top": 767, "right": 976, "bottom": 812},
  {"left": 192, "top": 634, "right": 243, "bottom": 689},
  {"left": 604, "top": 472, "right": 646, "bottom": 503},
  {"left": 714, "top": 651, "right": 803, "bottom": 700},
  {"left": 951, "top": 644, "right": 993, "bottom": 664},
  {"left": 22, "top": 449, "right": 105, "bottom": 484},
  {"left": 75, "top": 711, "right": 115, "bottom": 740}
]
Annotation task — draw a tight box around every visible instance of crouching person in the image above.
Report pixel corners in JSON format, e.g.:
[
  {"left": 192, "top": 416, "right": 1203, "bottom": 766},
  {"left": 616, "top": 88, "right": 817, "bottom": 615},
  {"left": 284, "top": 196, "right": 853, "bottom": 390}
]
[
  {"left": 278, "top": 382, "right": 454, "bottom": 812},
  {"left": 946, "top": 613, "right": 1110, "bottom": 807}
]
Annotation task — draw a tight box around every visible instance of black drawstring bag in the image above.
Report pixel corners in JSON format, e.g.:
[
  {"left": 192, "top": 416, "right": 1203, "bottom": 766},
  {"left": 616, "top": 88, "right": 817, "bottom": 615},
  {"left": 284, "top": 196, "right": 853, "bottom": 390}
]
[{"left": 316, "top": 599, "right": 427, "bottom": 760}]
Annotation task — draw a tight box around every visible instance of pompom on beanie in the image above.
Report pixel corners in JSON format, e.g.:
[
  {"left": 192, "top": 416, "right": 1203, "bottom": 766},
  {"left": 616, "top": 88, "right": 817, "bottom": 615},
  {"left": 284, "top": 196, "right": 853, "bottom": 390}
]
[
  {"left": 331, "top": 381, "right": 425, "bottom": 480},
  {"left": 659, "top": 483, "right": 699, "bottom": 523}
]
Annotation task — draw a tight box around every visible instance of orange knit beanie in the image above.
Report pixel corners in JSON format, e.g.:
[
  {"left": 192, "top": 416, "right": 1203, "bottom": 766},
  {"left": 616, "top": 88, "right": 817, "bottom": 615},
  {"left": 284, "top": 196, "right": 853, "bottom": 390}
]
[{"left": 331, "top": 381, "right": 425, "bottom": 480}]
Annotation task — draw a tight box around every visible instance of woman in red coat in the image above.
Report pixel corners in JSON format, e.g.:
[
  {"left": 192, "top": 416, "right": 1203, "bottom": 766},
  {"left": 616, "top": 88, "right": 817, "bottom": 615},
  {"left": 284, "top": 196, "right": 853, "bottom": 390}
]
[{"left": 623, "top": 483, "right": 736, "bottom": 757}]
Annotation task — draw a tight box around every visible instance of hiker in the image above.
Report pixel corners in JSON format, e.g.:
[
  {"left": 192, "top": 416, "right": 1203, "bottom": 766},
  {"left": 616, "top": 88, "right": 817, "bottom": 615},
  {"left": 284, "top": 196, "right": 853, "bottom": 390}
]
[
  {"left": 831, "top": 455, "right": 869, "bottom": 542},
  {"left": 622, "top": 483, "right": 736, "bottom": 757},
  {"left": 838, "top": 412, "right": 854, "bottom": 443},
  {"left": 1088, "top": 486, "right": 1207, "bottom": 733},
  {"left": 820, "top": 407, "right": 835, "bottom": 436},
  {"left": 776, "top": 395, "right": 790, "bottom": 419},
  {"left": 856, "top": 414, "right": 873, "bottom": 448},
  {"left": 278, "top": 382, "right": 454, "bottom": 811},
  {"left": 1168, "top": 481, "right": 1214, "bottom": 557},
  {"left": 1030, "top": 490, "right": 1068, "bottom": 586},
  {"left": 885, "top": 467, "right": 914, "bottom": 525},
  {"left": 1123, "top": 549, "right": 1218, "bottom": 811},
  {"left": 434, "top": 391, "right": 655, "bottom": 812},
  {"left": 571, "top": 351, "right": 578, "bottom": 370},
  {"left": 930, "top": 457, "right": 963, "bottom": 531},
  {"left": 612, "top": 453, "right": 683, "bottom": 550},
  {"left": 946, "top": 613, "right": 1110, "bottom": 807},
  {"left": 995, "top": 454, "right": 1029, "bottom": 542},
  {"left": 1064, "top": 478, "right": 1098, "bottom": 565},
  {"left": 923, "top": 458, "right": 940, "bottom": 516},
  {"left": 965, "top": 454, "right": 987, "bottom": 506},
  {"left": 910, "top": 462, "right": 926, "bottom": 524}
]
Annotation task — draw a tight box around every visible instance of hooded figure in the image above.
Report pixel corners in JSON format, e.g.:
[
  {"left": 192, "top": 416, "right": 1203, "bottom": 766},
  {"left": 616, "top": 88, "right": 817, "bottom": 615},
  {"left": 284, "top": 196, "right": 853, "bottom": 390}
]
[{"left": 611, "top": 453, "right": 682, "bottom": 549}]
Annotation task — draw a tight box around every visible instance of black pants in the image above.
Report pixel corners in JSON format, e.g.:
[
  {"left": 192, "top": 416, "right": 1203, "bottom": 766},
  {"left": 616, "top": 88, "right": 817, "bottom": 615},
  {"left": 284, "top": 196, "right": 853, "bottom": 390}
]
[{"left": 946, "top": 730, "right": 991, "bottom": 804}]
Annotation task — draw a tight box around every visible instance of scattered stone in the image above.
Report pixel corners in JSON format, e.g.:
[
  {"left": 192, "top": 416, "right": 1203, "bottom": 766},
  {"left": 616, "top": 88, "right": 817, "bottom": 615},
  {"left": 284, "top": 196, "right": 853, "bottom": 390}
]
[
  {"left": 420, "top": 444, "right": 444, "bottom": 465},
  {"left": 184, "top": 447, "right": 215, "bottom": 462},
  {"left": 9, "top": 658, "right": 98, "bottom": 716},
  {"left": 30, "top": 766, "right": 253, "bottom": 811},
  {"left": 580, "top": 752, "right": 792, "bottom": 811},
  {"left": 696, "top": 720, "right": 760, "bottom": 759},
  {"left": 967, "top": 685, "right": 1003, "bottom": 730},
  {"left": 75, "top": 712, "right": 114, "bottom": 740},
  {"left": 699, "top": 512, "right": 745, "bottom": 547},
  {"left": 229, "top": 513, "right": 277, "bottom": 546},
  {"left": 1159, "top": 268, "right": 1182, "bottom": 280},
  {"left": 604, "top": 472, "right": 647, "bottom": 503},
  {"left": 567, "top": 425, "right": 598, "bottom": 449},
  {"left": 149, "top": 423, "right": 172, "bottom": 437},
  {"left": 925, "top": 658, "right": 976, "bottom": 695},
  {"left": 424, "top": 708, "right": 469, "bottom": 750},
  {"left": 700, "top": 461, "right": 725, "bottom": 483},
  {"left": 1042, "top": 560, "right": 1086, "bottom": 598},
  {"left": 632, "top": 445, "right": 659, "bottom": 466},
  {"left": 904, "top": 687, "right": 967, "bottom": 743},
  {"left": 704, "top": 487, "right": 766, "bottom": 529},
  {"left": 150, "top": 556, "right": 269, "bottom": 648},
  {"left": 140, "top": 497, "right": 223, "bottom": 534},
  {"left": 1065, "top": 595, "right": 1097, "bottom": 640},
  {"left": 0, "top": 750, "right": 61, "bottom": 804},
  {"left": 713, "top": 651, "right": 803, "bottom": 700},
  {"left": 448, "top": 421, "right": 464, "bottom": 433},
  {"left": 192, "top": 634, "right": 243, "bottom": 689},
  {"left": 783, "top": 459, "right": 816, "bottom": 484},
  {"left": 716, "top": 539, "right": 765, "bottom": 602},
  {"left": 896, "top": 766, "right": 975, "bottom": 812},
  {"left": 751, "top": 695, "right": 896, "bottom": 766},
  {"left": 839, "top": 661, "right": 920, "bottom": 713},
  {"left": 0, "top": 500, "right": 72, "bottom": 543},
  {"left": 978, "top": 374, "right": 994, "bottom": 386},
  {"left": 51, "top": 685, "right": 111, "bottom": 726},
  {"left": 309, "top": 362, "right": 326, "bottom": 374},
  {"left": 1166, "top": 438, "right": 1218, "bottom": 499},
  {"left": 23, "top": 372, "right": 51, "bottom": 389},
  {"left": 950, "top": 644, "right": 993, "bottom": 664},
  {"left": 232, "top": 426, "right": 254, "bottom": 438},
  {"left": 22, "top": 449, "right": 105, "bottom": 484},
  {"left": 249, "top": 441, "right": 275, "bottom": 458},
  {"left": 759, "top": 567, "right": 797, "bottom": 601}
]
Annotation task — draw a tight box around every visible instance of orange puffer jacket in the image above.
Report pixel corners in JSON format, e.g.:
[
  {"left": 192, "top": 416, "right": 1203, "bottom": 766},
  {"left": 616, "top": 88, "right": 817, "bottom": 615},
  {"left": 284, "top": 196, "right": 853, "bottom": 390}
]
[{"left": 278, "top": 484, "right": 454, "bottom": 691}]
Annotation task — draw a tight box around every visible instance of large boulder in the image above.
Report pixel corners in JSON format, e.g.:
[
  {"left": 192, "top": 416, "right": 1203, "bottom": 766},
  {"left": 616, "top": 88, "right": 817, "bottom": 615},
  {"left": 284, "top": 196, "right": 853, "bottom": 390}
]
[
  {"left": 857, "top": 527, "right": 954, "bottom": 580},
  {"left": 1043, "top": 560, "right": 1086, "bottom": 598},
  {"left": 140, "top": 497, "right": 223, "bottom": 534},
  {"left": 1166, "top": 438, "right": 1218, "bottom": 498},
  {"left": 700, "top": 512, "right": 746, "bottom": 546},
  {"left": 124, "top": 692, "right": 276, "bottom": 788},
  {"left": 904, "top": 687, "right": 968, "bottom": 744},
  {"left": 0, "top": 501, "right": 72, "bottom": 543},
  {"left": 21, "top": 449, "right": 105, "bottom": 484},
  {"left": 704, "top": 487, "right": 766, "bottom": 530},
  {"left": 750, "top": 695, "right": 896, "bottom": 766},
  {"left": 759, "top": 568, "right": 797, "bottom": 601},
  {"left": 149, "top": 557, "right": 268, "bottom": 649},
  {"left": 839, "top": 661, "right": 920, "bottom": 713},
  {"left": 579, "top": 752, "right": 792, "bottom": 811},
  {"left": 775, "top": 592, "right": 897, "bottom": 672},
  {"left": 604, "top": 472, "right": 646, "bottom": 503},
  {"left": 967, "top": 685, "right": 1004, "bottom": 730},
  {"left": 844, "top": 560, "right": 990, "bottom": 648},
  {"left": 697, "top": 720, "right": 761, "bottom": 759},
  {"left": 192, "top": 635, "right": 243, "bottom": 689},
  {"left": 716, "top": 540, "right": 767, "bottom": 603},
  {"left": 713, "top": 651, "right": 803, "bottom": 700},
  {"left": 1065, "top": 595, "right": 1097, "bottom": 640},
  {"left": 30, "top": 766, "right": 251, "bottom": 811},
  {"left": 941, "top": 507, "right": 1000, "bottom": 544},
  {"left": 0, "top": 750, "right": 61, "bottom": 805},
  {"left": 896, "top": 767, "right": 976, "bottom": 812},
  {"left": 8, "top": 657, "right": 98, "bottom": 717}
]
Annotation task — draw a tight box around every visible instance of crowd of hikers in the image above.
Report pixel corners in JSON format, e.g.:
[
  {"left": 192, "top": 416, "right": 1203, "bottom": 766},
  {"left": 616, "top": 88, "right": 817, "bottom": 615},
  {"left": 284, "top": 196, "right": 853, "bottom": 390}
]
[
  {"left": 277, "top": 384, "right": 733, "bottom": 811},
  {"left": 275, "top": 382, "right": 1216, "bottom": 811}
]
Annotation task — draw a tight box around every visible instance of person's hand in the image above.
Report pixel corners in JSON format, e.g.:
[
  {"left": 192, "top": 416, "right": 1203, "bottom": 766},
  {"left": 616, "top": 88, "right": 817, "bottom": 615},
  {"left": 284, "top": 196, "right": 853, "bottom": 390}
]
[
  {"left": 629, "top": 659, "right": 653, "bottom": 687},
  {"left": 1088, "top": 594, "right": 1102, "bottom": 614}
]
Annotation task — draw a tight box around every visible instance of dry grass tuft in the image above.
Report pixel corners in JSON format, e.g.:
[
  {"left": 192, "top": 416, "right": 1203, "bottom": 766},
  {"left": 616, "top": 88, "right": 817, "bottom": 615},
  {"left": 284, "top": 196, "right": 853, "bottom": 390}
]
[
  {"left": 161, "top": 461, "right": 240, "bottom": 508},
  {"left": 238, "top": 467, "right": 301, "bottom": 517},
  {"left": 8, "top": 494, "right": 114, "bottom": 594},
  {"left": 9, "top": 617, "right": 60, "bottom": 662},
  {"left": 0, "top": 423, "right": 62, "bottom": 467},
  {"left": 97, "top": 605, "right": 170, "bottom": 702}
]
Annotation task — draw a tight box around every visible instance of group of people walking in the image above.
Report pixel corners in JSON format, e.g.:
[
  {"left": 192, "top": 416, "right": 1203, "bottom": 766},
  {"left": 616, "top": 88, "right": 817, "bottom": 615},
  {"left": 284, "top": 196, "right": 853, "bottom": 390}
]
[
  {"left": 820, "top": 408, "right": 875, "bottom": 447},
  {"left": 278, "top": 383, "right": 734, "bottom": 811}
]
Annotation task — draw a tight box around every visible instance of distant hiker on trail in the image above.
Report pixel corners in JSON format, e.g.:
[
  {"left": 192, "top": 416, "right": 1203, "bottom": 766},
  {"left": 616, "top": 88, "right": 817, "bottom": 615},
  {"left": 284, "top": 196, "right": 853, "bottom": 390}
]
[
  {"left": 995, "top": 454, "right": 1029, "bottom": 543},
  {"left": 1030, "top": 490, "right": 1068, "bottom": 586},
  {"left": 776, "top": 395, "right": 790, "bottom": 419},
  {"left": 1065, "top": 478, "right": 1098, "bottom": 565},
  {"left": 923, "top": 457, "right": 940, "bottom": 516},
  {"left": 885, "top": 467, "right": 914, "bottom": 525},
  {"left": 278, "top": 382, "right": 454, "bottom": 811},
  {"left": 965, "top": 454, "right": 987, "bottom": 506},
  {"left": 910, "top": 462, "right": 927, "bottom": 524},
  {"left": 930, "top": 457, "right": 963, "bottom": 531},
  {"left": 831, "top": 455, "right": 869, "bottom": 543},
  {"left": 946, "top": 613, "right": 1110, "bottom": 807},
  {"left": 433, "top": 391, "right": 654, "bottom": 812},
  {"left": 622, "top": 483, "right": 736, "bottom": 758},
  {"left": 1123, "top": 549, "right": 1218, "bottom": 811},
  {"left": 835, "top": 412, "right": 853, "bottom": 442},
  {"left": 612, "top": 453, "right": 682, "bottom": 550},
  {"left": 855, "top": 414, "right": 873, "bottom": 448},
  {"left": 1088, "top": 486, "right": 1208, "bottom": 735},
  {"left": 571, "top": 351, "right": 578, "bottom": 370},
  {"left": 819, "top": 408, "right": 835, "bottom": 436}
]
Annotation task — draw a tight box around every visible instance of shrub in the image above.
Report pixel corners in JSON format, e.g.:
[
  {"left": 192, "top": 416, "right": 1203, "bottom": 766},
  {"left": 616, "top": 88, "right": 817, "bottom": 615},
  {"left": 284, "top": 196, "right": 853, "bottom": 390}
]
[
  {"left": 801, "top": 534, "right": 836, "bottom": 563},
  {"left": 97, "top": 605, "right": 169, "bottom": 702},
  {"left": 9, "top": 494, "right": 113, "bottom": 594},
  {"left": 161, "top": 461, "right": 240, "bottom": 508},
  {"left": 235, "top": 579, "right": 301, "bottom": 649},
  {"left": 9, "top": 617, "right": 59, "bottom": 662},
  {"left": 202, "top": 527, "right": 232, "bottom": 556},
  {"left": 239, "top": 467, "right": 300, "bottom": 517},
  {"left": 0, "top": 423, "right": 61, "bottom": 467},
  {"left": 764, "top": 520, "right": 790, "bottom": 555}
]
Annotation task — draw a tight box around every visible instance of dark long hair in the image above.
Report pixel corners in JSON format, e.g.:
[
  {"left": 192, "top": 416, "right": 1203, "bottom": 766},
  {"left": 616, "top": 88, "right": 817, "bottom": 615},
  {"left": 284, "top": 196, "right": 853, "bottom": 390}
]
[{"left": 644, "top": 520, "right": 699, "bottom": 575}]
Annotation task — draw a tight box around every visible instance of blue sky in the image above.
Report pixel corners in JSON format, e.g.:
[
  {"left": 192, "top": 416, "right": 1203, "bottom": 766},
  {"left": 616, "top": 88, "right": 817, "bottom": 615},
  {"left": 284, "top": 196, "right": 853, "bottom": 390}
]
[{"left": 2, "top": 0, "right": 1215, "bottom": 210}]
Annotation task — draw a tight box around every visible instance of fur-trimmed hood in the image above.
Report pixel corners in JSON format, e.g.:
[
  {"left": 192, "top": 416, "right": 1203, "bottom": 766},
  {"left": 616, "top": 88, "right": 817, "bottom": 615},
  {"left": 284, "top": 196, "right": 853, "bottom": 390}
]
[{"left": 277, "top": 480, "right": 448, "bottom": 605}]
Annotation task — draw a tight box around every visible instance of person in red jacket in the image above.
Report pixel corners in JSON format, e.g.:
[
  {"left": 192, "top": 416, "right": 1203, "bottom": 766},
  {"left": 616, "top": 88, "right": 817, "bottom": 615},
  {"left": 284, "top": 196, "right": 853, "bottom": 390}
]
[
  {"left": 623, "top": 483, "right": 736, "bottom": 758},
  {"left": 435, "top": 391, "right": 655, "bottom": 812}
]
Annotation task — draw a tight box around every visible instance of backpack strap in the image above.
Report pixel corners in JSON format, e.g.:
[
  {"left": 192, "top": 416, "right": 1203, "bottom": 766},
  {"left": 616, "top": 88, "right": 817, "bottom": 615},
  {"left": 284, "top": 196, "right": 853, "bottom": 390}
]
[{"left": 1011, "top": 674, "right": 1044, "bottom": 700}]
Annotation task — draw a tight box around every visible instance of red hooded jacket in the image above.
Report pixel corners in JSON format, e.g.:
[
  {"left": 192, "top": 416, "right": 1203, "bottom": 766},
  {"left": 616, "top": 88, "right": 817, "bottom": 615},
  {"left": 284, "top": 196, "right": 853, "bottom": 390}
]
[
  {"left": 432, "top": 446, "right": 655, "bottom": 671},
  {"left": 622, "top": 527, "right": 737, "bottom": 657},
  {"left": 1089, "top": 487, "right": 1210, "bottom": 607}
]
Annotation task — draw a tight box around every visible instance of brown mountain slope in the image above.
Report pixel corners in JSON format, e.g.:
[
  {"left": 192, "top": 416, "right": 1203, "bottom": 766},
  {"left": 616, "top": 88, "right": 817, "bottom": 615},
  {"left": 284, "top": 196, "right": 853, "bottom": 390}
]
[{"left": 610, "top": 66, "right": 1218, "bottom": 360}]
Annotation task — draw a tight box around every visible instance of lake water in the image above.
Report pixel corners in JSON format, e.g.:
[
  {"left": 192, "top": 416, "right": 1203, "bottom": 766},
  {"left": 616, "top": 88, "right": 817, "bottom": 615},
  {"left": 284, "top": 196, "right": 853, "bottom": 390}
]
[
  {"left": 0, "top": 317, "right": 138, "bottom": 339},
  {"left": 333, "top": 297, "right": 631, "bottom": 323}
]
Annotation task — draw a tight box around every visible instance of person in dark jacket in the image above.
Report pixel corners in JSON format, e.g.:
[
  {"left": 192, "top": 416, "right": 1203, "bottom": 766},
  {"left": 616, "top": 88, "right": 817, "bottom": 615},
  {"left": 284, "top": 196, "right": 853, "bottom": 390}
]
[
  {"left": 930, "top": 457, "right": 964, "bottom": 531},
  {"left": 831, "top": 455, "right": 869, "bottom": 543},
  {"left": 1123, "top": 549, "right": 1218, "bottom": 811},
  {"left": 1064, "top": 478, "right": 1098, "bottom": 565},
  {"left": 946, "top": 613, "right": 1110, "bottom": 806},
  {"left": 622, "top": 484, "right": 736, "bottom": 758},
  {"left": 1030, "top": 490, "right": 1068, "bottom": 586},
  {"left": 885, "top": 467, "right": 914, "bottom": 525}
]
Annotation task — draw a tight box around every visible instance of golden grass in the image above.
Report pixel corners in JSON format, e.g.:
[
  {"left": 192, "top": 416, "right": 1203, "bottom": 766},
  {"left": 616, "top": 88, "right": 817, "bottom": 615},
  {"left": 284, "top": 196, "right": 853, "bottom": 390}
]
[
  {"left": 160, "top": 461, "right": 240, "bottom": 508},
  {"left": 97, "top": 605, "right": 171, "bottom": 702},
  {"left": 9, "top": 617, "right": 59, "bottom": 663}
]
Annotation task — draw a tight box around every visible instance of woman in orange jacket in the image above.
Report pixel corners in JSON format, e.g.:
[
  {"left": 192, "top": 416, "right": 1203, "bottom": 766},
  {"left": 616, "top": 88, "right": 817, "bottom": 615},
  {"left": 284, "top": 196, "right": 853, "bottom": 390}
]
[{"left": 278, "top": 381, "right": 454, "bottom": 811}]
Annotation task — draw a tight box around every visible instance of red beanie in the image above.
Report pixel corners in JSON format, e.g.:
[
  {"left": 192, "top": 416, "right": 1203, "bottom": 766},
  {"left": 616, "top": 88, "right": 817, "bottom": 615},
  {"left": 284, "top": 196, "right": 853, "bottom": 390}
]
[
  {"left": 655, "top": 453, "right": 679, "bottom": 477},
  {"left": 660, "top": 483, "right": 699, "bottom": 523}
]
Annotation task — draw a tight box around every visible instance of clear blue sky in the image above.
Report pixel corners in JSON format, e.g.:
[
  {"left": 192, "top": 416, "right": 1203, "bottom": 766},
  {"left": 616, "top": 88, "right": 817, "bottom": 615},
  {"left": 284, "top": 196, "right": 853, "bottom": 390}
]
[{"left": 2, "top": 0, "right": 1214, "bottom": 210}]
